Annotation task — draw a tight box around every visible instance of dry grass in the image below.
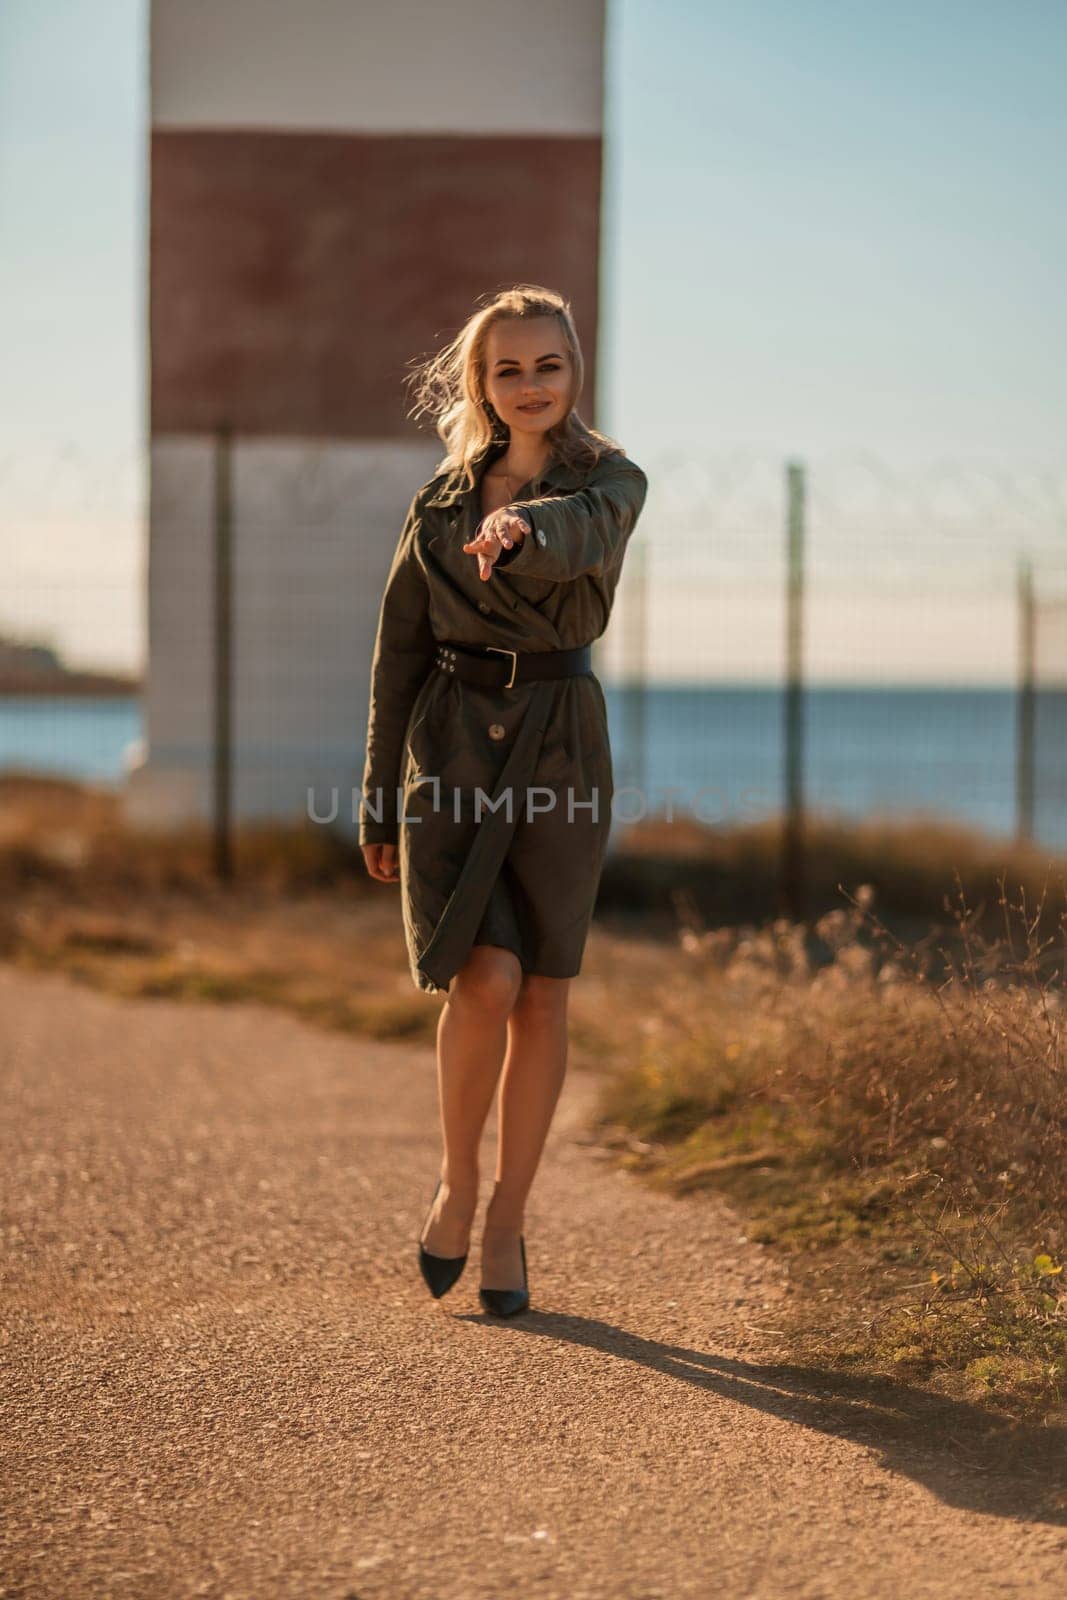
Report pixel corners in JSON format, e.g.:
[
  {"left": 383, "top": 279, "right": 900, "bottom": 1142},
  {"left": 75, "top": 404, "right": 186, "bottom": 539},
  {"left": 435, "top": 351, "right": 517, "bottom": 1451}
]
[
  {"left": 594, "top": 875, "right": 1067, "bottom": 1422},
  {"left": 0, "top": 774, "right": 441, "bottom": 1041},
  {"left": 603, "top": 808, "right": 1067, "bottom": 954},
  {"left": 0, "top": 775, "right": 653, "bottom": 1065}
]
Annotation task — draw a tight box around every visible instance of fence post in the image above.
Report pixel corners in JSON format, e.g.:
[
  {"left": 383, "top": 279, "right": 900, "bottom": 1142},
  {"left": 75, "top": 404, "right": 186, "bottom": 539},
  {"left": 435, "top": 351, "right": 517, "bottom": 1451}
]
[
  {"left": 1016, "top": 556, "right": 1035, "bottom": 847},
  {"left": 781, "top": 460, "right": 806, "bottom": 921},
  {"left": 213, "top": 423, "right": 234, "bottom": 881},
  {"left": 620, "top": 532, "right": 648, "bottom": 806}
]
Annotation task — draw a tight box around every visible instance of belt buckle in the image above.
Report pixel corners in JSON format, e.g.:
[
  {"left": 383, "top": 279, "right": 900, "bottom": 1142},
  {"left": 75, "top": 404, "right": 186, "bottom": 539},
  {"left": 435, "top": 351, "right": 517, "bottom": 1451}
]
[{"left": 485, "top": 645, "right": 518, "bottom": 689}]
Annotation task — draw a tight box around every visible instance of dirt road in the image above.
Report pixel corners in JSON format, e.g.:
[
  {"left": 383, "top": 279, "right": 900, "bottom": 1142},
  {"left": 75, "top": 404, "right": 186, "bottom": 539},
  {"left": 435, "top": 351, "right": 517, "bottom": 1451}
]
[{"left": 2, "top": 965, "right": 1064, "bottom": 1599}]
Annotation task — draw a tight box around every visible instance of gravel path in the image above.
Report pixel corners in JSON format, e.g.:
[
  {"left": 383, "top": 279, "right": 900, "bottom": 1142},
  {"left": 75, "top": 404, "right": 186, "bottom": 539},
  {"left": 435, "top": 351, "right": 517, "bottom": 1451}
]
[{"left": 2, "top": 965, "right": 1064, "bottom": 1599}]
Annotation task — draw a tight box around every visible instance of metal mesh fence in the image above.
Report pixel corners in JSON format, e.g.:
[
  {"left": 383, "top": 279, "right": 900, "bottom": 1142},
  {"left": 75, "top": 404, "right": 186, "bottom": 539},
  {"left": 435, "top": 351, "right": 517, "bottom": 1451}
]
[
  {"left": 2, "top": 439, "right": 1066, "bottom": 854},
  {"left": 600, "top": 449, "right": 1067, "bottom": 853}
]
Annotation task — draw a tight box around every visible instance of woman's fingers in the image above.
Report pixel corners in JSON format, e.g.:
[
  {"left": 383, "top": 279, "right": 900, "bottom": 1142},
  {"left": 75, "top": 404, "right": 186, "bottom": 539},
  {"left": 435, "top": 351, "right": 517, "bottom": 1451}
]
[
  {"left": 463, "top": 508, "right": 527, "bottom": 548},
  {"left": 461, "top": 529, "right": 509, "bottom": 557},
  {"left": 461, "top": 510, "right": 528, "bottom": 580},
  {"left": 361, "top": 842, "right": 399, "bottom": 882},
  {"left": 462, "top": 529, "right": 506, "bottom": 581},
  {"left": 494, "top": 509, "right": 530, "bottom": 544}
]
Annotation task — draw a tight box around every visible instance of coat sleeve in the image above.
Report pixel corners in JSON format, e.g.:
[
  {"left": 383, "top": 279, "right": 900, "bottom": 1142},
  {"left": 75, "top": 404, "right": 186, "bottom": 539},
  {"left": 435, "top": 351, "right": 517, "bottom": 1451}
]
[
  {"left": 359, "top": 489, "right": 435, "bottom": 847},
  {"left": 492, "top": 453, "right": 648, "bottom": 582}
]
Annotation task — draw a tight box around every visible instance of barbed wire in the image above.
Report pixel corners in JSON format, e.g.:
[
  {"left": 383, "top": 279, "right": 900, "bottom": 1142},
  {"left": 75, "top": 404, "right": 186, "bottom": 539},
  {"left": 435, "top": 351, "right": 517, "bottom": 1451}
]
[
  {"left": 3, "top": 439, "right": 1065, "bottom": 525},
  {"left": 3, "top": 437, "right": 1067, "bottom": 658}
]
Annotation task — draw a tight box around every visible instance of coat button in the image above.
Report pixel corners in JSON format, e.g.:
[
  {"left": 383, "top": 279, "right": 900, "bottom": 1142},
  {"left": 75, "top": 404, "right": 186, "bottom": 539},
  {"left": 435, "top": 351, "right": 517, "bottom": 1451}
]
[
  {"left": 535, "top": 527, "right": 547, "bottom": 546},
  {"left": 478, "top": 601, "right": 491, "bottom": 614},
  {"left": 488, "top": 723, "right": 506, "bottom": 741}
]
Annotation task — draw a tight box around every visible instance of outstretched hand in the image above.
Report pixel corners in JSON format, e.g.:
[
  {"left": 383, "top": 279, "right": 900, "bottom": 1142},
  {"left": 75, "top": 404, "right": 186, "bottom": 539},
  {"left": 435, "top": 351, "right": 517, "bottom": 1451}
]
[{"left": 462, "top": 508, "right": 529, "bottom": 581}]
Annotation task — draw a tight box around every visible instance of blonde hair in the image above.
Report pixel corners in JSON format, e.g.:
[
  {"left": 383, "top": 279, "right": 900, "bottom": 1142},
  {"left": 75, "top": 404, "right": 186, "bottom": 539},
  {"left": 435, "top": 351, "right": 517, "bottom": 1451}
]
[{"left": 404, "top": 284, "right": 624, "bottom": 501}]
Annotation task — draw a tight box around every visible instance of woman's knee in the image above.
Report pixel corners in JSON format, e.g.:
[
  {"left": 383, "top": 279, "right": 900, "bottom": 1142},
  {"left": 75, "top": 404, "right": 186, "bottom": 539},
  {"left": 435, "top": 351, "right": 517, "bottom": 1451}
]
[
  {"left": 514, "top": 972, "right": 571, "bottom": 1022},
  {"left": 448, "top": 945, "right": 524, "bottom": 1015}
]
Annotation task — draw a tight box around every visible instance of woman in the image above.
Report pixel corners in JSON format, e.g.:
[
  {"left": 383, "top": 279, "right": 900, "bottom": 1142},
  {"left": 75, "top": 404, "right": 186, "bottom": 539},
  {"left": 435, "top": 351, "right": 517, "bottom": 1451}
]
[{"left": 359, "top": 284, "right": 648, "bottom": 1317}]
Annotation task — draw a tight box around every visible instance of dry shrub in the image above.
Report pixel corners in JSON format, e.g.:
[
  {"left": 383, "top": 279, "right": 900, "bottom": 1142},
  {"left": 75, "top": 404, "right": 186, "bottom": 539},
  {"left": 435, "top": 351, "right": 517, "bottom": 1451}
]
[
  {"left": 664, "top": 874, "right": 1067, "bottom": 1228},
  {"left": 597, "top": 870, "right": 1067, "bottom": 1409}
]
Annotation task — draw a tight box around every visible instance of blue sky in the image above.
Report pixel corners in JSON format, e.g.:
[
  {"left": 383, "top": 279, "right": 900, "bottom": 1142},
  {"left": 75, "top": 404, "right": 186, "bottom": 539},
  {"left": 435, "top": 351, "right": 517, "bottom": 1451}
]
[
  {"left": 608, "top": 0, "right": 1064, "bottom": 464},
  {"left": 1, "top": 0, "right": 1064, "bottom": 676}
]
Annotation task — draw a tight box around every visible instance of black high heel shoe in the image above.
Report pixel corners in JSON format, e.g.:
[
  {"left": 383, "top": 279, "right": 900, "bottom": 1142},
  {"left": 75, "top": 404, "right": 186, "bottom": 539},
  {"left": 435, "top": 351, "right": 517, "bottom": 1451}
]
[
  {"left": 478, "top": 1232, "right": 530, "bottom": 1318},
  {"left": 417, "top": 1177, "right": 469, "bottom": 1299}
]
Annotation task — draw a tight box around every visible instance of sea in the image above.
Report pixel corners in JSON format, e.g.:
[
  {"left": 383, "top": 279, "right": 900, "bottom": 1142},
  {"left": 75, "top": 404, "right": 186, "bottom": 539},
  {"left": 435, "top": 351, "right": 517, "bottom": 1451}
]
[{"left": 1, "top": 686, "right": 1065, "bottom": 853}]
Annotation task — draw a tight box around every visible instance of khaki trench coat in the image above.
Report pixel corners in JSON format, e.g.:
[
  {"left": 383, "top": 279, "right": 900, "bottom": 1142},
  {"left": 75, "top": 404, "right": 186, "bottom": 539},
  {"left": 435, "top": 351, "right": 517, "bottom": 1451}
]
[{"left": 359, "top": 439, "right": 649, "bottom": 995}]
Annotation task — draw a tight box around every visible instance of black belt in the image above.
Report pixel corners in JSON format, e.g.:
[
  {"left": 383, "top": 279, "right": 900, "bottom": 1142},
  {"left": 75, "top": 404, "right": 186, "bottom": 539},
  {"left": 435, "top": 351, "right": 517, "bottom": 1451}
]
[{"left": 433, "top": 638, "right": 592, "bottom": 689}]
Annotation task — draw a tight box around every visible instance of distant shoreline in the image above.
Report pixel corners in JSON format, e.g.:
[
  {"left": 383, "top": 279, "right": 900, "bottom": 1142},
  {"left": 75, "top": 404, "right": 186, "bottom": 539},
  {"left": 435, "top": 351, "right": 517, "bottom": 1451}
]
[{"left": 0, "top": 674, "right": 140, "bottom": 697}]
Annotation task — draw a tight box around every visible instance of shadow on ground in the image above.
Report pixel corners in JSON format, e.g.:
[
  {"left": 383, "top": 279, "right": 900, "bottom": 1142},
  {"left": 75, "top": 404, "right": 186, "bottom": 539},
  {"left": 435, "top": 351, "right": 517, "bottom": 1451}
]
[{"left": 458, "top": 1310, "right": 1067, "bottom": 1525}]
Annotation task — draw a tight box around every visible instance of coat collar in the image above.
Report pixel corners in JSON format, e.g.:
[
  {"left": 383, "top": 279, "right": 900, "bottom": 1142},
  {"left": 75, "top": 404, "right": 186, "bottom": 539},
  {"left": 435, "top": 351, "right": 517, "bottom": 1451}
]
[{"left": 424, "top": 439, "right": 584, "bottom": 509}]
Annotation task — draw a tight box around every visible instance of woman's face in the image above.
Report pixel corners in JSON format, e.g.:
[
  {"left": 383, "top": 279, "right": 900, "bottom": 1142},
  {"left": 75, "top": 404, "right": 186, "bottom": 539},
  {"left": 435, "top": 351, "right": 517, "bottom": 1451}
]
[{"left": 482, "top": 316, "right": 573, "bottom": 438}]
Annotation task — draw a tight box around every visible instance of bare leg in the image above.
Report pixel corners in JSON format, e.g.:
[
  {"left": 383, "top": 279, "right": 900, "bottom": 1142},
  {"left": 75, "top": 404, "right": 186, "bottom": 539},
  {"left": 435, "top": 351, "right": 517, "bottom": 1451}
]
[
  {"left": 420, "top": 945, "right": 522, "bottom": 1257},
  {"left": 481, "top": 973, "right": 571, "bottom": 1291}
]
